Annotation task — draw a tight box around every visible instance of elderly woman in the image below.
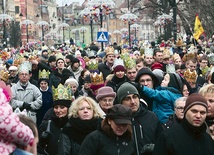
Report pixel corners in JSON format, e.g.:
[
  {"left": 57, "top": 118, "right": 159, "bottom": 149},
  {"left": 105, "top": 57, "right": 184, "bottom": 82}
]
[
  {"left": 58, "top": 96, "right": 105, "bottom": 155},
  {"left": 79, "top": 104, "right": 134, "bottom": 155},
  {"left": 96, "top": 86, "right": 116, "bottom": 114}
]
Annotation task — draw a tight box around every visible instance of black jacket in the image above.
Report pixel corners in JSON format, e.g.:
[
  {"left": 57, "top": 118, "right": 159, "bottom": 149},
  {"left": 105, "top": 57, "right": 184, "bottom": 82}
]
[
  {"left": 79, "top": 130, "right": 134, "bottom": 155},
  {"left": 58, "top": 117, "right": 100, "bottom": 155},
  {"left": 132, "top": 104, "right": 163, "bottom": 155},
  {"left": 98, "top": 62, "right": 112, "bottom": 80},
  {"left": 153, "top": 118, "right": 214, "bottom": 155}
]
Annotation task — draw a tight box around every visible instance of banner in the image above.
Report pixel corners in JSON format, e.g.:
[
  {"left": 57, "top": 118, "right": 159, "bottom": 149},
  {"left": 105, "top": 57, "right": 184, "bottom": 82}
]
[{"left": 193, "top": 15, "right": 204, "bottom": 40}]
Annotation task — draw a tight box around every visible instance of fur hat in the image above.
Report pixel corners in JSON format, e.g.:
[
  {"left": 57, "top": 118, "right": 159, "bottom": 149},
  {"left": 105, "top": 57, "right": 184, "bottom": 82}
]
[
  {"left": 96, "top": 86, "right": 116, "bottom": 101},
  {"left": 117, "top": 82, "right": 139, "bottom": 104},
  {"left": 184, "top": 93, "right": 208, "bottom": 115}
]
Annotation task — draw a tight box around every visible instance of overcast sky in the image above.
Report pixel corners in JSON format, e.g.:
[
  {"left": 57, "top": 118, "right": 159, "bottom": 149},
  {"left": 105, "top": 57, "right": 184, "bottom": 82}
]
[{"left": 56, "top": 0, "right": 84, "bottom": 6}]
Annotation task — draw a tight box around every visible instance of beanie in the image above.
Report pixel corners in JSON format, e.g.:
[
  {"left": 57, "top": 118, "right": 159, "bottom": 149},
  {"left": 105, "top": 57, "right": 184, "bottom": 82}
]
[
  {"left": 184, "top": 93, "right": 208, "bottom": 115},
  {"left": 114, "top": 65, "right": 125, "bottom": 73},
  {"left": 117, "top": 82, "right": 139, "bottom": 104},
  {"left": 53, "top": 100, "right": 71, "bottom": 108},
  {"left": 71, "top": 58, "right": 80, "bottom": 67}
]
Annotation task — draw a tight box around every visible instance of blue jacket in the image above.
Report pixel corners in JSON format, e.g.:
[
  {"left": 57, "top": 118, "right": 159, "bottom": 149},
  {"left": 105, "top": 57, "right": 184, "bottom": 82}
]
[{"left": 142, "top": 86, "right": 182, "bottom": 124}]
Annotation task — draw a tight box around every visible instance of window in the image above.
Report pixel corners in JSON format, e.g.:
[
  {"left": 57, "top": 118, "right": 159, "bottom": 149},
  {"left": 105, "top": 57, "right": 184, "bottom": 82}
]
[{"left": 15, "top": 6, "right": 19, "bottom": 14}]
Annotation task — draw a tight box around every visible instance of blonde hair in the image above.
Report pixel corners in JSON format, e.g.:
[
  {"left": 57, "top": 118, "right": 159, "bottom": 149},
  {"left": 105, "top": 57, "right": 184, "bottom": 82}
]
[
  {"left": 68, "top": 96, "right": 105, "bottom": 119},
  {"left": 199, "top": 83, "right": 214, "bottom": 96}
]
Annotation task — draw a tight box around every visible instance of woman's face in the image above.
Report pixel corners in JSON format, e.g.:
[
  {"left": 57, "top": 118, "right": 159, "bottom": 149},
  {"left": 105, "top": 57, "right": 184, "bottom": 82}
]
[
  {"left": 78, "top": 101, "right": 94, "bottom": 120},
  {"left": 108, "top": 119, "right": 129, "bottom": 136},
  {"left": 182, "top": 84, "right": 189, "bottom": 97},
  {"left": 115, "top": 71, "right": 125, "bottom": 78},
  {"left": 68, "top": 83, "right": 77, "bottom": 93},
  {"left": 99, "top": 97, "right": 114, "bottom": 113},
  {"left": 161, "top": 74, "right": 170, "bottom": 87},
  {"left": 53, "top": 105, "right": 68, "bottom": 118}
]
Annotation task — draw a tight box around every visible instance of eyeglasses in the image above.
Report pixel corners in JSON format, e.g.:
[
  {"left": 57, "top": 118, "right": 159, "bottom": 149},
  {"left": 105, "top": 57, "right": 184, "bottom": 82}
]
[
  {"left": 101, "top": 99, "right": 114, "bottom": 103},
  {"left": 175, "top": 106, "right": 184, "bottom": 111},
  {"left": 19, "top": 73, "right": 29, "bottom": 76},
  {"left": 139, "top": 78, "right": 152, "bottom": 83}
]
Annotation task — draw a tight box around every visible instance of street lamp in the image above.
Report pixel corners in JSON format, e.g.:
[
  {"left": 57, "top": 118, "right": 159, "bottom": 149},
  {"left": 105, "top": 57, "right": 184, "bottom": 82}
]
[
  {"left": 130, "top": 23, "right": 140, "bottom": 45},
  {"left": 58, "top": 23, "right": 69, "bottom": 43},
  {"left": 36, "top": 21, "right": 49, "bottom": 46},
  {"left": 113, "top": 30, "right": 122, "bottom": 44},
  {"left": 79, "top": 7, "right": 99, "bottom": 43},
  {"left": 169, "top": 0, "right": 177, "bottom": 41},
  {"left": 87, "top": 0, "right": 115, "bottom": 51},
  {"left": 71, "top": 29, "right": 78, "bottom": 42},
  {"left": 0, "top": 14, "right": 13, "bottom": 46},
  {"left": 79, "top": 27, "right": 88, "bottom": 44},
  {"left": 119, "top": 11, "right": 138, "bottom": 47}
]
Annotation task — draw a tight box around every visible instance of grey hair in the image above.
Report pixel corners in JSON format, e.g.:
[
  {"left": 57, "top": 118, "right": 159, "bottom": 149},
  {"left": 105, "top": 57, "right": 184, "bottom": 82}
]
[{"left": 174, "top": 97, "right": 187, "bottom": 109}]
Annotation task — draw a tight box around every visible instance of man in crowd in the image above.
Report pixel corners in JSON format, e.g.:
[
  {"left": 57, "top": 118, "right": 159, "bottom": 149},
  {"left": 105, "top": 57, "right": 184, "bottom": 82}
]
[
  {"left": 117, "top": 82, "right": 163, "bottom": 155},
  {"left": 153, "top": 93, "right": 214, "bottom": 155},
  {"left": 10, "top": 63, "right": 42, "bottom": 123}
]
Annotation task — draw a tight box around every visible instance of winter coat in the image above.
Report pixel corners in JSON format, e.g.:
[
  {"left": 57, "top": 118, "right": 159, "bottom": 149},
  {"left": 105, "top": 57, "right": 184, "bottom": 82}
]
[
  {"left": 141, "top": 86, "right": 182, "bottom": 124},
  {"left": 131, "top": 104, "right": 163, "bottom": 155},
  {"left": 163, "top": 114, "right": 182, "bottom": 130},
  {"left": 10, "top": 81, "right": 42, "bottom": 123},
  {"left": 49, "top": 70, "right": 62, "bottom": 88},
  {"left": 153, "top": 118, "right": 214, "bottom": 155},
  {"left": 106, "top": 75, "right": 128, "bottom": 93},
  {"left": 79, "top": 130, "right": 134, "bottom": 155},
  {"left": 98, "top": 62, "right": 113, "bottom": 80},
  {"left": 36, "top": 87, "right": 53, "bottom": 127},
  {"left": 58, "top": 117, "right": 100, "bottom": 155}
]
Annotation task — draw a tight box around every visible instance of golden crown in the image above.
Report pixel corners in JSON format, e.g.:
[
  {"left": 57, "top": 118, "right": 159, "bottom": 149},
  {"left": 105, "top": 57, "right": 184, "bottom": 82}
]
[
  {"left": 88, "top": 59, "right": 98, "bottom": 72},
  {"left": 163, "top": 48, "right": 171, "bottom": 59},
  {"left": 172, "top": 53, "right": 180, "bottom": 61},
  {"left": 90, "top": 72, "right": 104, "bottom": 85},
  {"left": 183, "top": 69, "right": 198, "bottom": 83},
  {"left": 105, "top": 47, "right": 115, "bottom": 56},
  {"left": 52, "top": 84, "right": 73, "bottom": 101},
  {"left": 39, "top": 69, "right": 50, "bottom": 79},
  {"left": 0, "top": 70, "right": 9, "bottom": 82}
]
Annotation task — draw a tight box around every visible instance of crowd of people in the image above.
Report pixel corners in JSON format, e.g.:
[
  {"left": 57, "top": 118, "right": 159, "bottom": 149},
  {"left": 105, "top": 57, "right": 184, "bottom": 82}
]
[{"left": 0, "top": 37, "right": 214, "bottom": 155}]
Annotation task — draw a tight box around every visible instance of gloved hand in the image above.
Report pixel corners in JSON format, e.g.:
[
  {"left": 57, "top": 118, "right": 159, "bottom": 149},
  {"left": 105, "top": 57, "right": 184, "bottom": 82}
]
[
  {"left": 141, "top": 144, "right": 155, "bottom": 154},
  {"left": 131, "top": 82, "right": 143, "bottom": 96},
  {"left": 40, "top": 131, "right": 52, "bottom": 146},
  {"left": 22, "top": 102, "right": 32, "bottom": 111}
]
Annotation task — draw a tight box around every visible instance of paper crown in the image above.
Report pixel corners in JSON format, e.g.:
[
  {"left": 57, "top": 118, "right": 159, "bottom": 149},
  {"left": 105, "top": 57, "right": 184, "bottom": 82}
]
[
  {"left": 163, "top": 48, "right": 171, "bottom": 59},
  {"left": 0, "top": 70, "right": 9, "bottom": 82},
  {"left": 166, "top": 64, "right": 176, "bottom": 73},
  {"left": 144, "top": 48, "right": 154, "bottom": 56},
  {"left": 120, "top": 53, "right": 136, "bottom": 69},
  {"left": 39, "top": 69, "right": 50, "bottom": 79},
  {"left": 55, "top": 52, "right": 64, "bottom": 60},
  {"left": 182, "top": 52, "right": 199, "bottom": 62},
  {"left": 172, "top": 53, "right": 181, "bottom": 61},
  {"left": 52, "top": 84, "right": 73, "bottom": 101},
  {"left": 90, "top": 72, "right": 104, "bottom": 85},
  {"left": 105, "top": 47, "right": 114, "bottom": 56},
  {"left": 88, "top": 59, "right": 99, "bottom": 73},
  {"left": 113, "top": 58, "right": 125, "bottom": 68},
  {"left": 183, "top": 69, "right": 198, "bottom": 83},
  {"left": 18, "top": 61, "right": 32, "bottom": 73},
  {"left": 201, "top": 66, "right": 210, "bottom": 77}
]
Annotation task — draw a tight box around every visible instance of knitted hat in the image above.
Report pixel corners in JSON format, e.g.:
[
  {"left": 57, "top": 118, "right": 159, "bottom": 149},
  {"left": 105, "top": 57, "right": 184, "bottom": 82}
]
[
  {"left": 71, "top": 58, "right": 80, "bottom": 67},
  {"left": 107, "top": 104, "right": 132, "bottom": 124},
  {"left": 65, "top": 78, "right": 79, "bottom": 87},
  {"left": 0, "top": 81, "right": 34, "bottom": 154},
  {"left": 114, "top": 65, "right": 126, "bottom": 73},
  {"left": 151, "top": 62, "right": 163, "bottom": 71},
  {"left": 184, "top": 93, "right": 208, "bottom": 115},
  {"left": 117, "top": 82, "right": 139, "bottom": 104},
  {"left": 96, "top": 86, "right": 116, "bottom": 101}
]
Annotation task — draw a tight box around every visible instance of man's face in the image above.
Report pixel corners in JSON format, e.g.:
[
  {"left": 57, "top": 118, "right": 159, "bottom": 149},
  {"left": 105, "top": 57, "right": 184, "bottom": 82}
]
[
  {"left": 144, "top": 56, "right": 154, "bottom": 65},
  {"left": 9, "top": 70, "right": 18, "bottom": 77},
  {"left": 49, "top": 61, "right": 56, "bottom": 68},
  {"left": 185, "top": 105, "right": 207, "bottom": 127},
  {"left": 18, "top": 71, "right": 30, "bottom": 84},
  {"left": 136, "top": 61, "right": 144, "bottom": 72},
  {"left": 154, "top": 52, "right": 163, "bottom": 63},
  {"left": 199, "top": 60, "right": 208, "bottom": 68},
  {"left": 40, "top": 81, "right": 48, "bottom": 91},
  {"left": 174, "top": 100, "right": 185, "bottom": 119},
  {"left": 126, "top": 68, "right": 137, "bottom": 82},
  {"left": 187, "top": 61, "right": 197, "bottom": 72},
  {"left": 106, "top": 54, "right": 115, "bottom": 64},
  {"left": 56, "top": 60, "right": 65, "bottom": 69},
  {"left": 139, "top": 74, "right": 154, "bottom": 88},
  {"left": 122, "top": 94, "right": 140, "bottom": 113},
  {"left": 203, "top": 93, "right": 214, "bottom": 118}
]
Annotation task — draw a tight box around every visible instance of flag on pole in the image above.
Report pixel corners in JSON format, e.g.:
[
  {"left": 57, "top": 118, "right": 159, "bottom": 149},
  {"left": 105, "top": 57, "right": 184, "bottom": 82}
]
[{"left": 193, "top": 14, "right": 204, "bottom": 40}]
